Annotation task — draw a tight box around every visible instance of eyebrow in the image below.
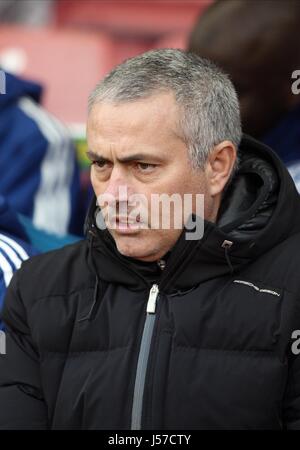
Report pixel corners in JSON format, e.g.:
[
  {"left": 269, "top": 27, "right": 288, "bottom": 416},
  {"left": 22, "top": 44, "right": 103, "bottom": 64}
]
[{"left": 86, "top": 150, "right": 163, "bottom": 164}]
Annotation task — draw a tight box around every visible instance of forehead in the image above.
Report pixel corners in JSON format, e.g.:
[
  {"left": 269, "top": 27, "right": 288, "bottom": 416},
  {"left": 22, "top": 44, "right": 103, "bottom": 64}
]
[{"left": 86, "top": 91, "right": 182, "bottom": 151}]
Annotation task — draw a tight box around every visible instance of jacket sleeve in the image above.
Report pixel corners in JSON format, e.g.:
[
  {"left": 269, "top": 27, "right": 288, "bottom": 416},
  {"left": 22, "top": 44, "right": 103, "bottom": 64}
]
[
  {"left": 283, "top": 308, "right": 300, "bottom": 430},
  {"left": 0, "top": 269, "right": 49, "bottom": 429},
  {"left": 283, "top": 353, "right": 300, "bottom": 429}
]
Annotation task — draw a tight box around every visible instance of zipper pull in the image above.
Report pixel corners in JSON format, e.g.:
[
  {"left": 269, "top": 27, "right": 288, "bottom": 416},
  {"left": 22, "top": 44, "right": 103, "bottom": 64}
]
[
  {"left": 146, "top": 284, "right": 159, "bottom": 314},
  {"left": 157, "top": 259, "right": 166, "bottom": 271}
]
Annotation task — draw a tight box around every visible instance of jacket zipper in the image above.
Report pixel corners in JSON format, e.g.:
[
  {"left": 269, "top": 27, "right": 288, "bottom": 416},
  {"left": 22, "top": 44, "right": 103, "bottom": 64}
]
[
  {"left": 129, "top": 228, "right": 212, "bottom": 429},
  {"left": 130, "top": 239, "right": 207, "bottom": 430},
  {"left": 131, "top": 284, "right": 159, "bottom": 430}
]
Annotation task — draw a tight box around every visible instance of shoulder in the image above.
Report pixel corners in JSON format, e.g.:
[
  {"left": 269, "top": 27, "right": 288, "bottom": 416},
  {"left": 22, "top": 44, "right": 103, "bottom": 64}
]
[
  {"left": 252, "top": 231, "right": 300, "bottom": 296},
  {"left": 17, "top": 239, "right": 93, "bottom": 302},
  {"left": 1, "top": 239, "right": 94, "bottom": 348}
]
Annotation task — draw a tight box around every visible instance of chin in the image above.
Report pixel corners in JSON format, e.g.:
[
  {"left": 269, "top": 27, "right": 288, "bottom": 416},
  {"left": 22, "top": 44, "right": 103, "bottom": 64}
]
[
  {"left": 114, "top": 237, "right": 156, "bottom": 261},
  {"left": 115, "top": 237, "right": 145, "bottom": 258}
]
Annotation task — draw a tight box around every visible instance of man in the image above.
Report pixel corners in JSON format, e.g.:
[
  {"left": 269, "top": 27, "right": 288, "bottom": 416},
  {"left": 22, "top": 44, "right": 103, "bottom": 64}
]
[
  {"left": 188, "top": 0, "right": 300, "bottom": 191},
  {"left": 0, "top": 49, "right": 300, "bottom": 430}
]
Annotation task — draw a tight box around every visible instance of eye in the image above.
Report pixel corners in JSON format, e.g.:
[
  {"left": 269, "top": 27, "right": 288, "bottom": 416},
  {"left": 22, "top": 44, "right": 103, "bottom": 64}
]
[
  {"left": 136, "top": 162, "right": 156, "bottom": 173},
  {"left": 92, "top": 160, "right": 110, "bottom": 170}
]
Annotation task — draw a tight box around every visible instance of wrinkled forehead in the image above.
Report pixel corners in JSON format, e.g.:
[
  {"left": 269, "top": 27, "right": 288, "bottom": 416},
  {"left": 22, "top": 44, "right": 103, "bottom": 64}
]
[{"left": 86, "top": 92, "right": 182, "bottom": 145}]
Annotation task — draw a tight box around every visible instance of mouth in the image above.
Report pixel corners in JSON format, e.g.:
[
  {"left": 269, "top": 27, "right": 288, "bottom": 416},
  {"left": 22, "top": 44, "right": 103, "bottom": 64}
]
[
  {"left": 117, "top": 215, "right": 140, "bottom": 223},
  {"left": 108, "top": 215, "right": 144, "bottom": 234}
]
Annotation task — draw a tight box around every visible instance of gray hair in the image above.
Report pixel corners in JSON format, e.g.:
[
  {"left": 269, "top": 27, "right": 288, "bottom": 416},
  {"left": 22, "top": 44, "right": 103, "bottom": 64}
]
[{"left": 88, "top": 49, "right": 242, "bottom": 171}]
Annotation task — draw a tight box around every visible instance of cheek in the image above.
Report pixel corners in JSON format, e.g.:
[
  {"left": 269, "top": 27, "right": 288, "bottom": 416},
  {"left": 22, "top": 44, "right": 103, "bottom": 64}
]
[
  {"left": 152, "top": 179, "right": 185, "bottom": 198},
  {"left": 90, "top": 170, "right": 105, "bottom": 197},
  {"left": 90, "top": 168, "right": 97, "bottom": 189}
]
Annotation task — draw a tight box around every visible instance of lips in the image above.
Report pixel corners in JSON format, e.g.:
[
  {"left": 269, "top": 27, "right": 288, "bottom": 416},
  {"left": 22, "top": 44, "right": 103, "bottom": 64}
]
[
  {"left": 109, "top": 214, "right": 141, "bottom": 224},
  {"left": 116, "top": 217, "right": 139, "bottom": 224},
  {"left": 103, "top": 215, "right": 142, "bottom": 233},
  {"left": 111, "top": 218, "right": 142, "bottom": 234}
]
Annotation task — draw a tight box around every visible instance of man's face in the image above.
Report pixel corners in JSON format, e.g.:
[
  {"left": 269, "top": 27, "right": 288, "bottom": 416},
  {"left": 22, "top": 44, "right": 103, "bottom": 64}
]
[{"left": 86, "top": 92, "right": 209, "bottom": 262}]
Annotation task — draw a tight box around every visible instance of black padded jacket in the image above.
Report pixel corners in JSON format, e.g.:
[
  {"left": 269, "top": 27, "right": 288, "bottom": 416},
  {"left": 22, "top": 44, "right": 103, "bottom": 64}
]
[{"left": 1, "top": 135, "right": 300, "bottom": 430}]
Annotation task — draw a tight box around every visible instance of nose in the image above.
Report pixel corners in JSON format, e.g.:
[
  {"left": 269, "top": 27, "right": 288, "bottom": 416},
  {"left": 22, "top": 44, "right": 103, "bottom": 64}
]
[
  {"left": 98, "top": 166, "right": 134, "bottom": 214},
  {"left": 104, "top": 166, "right": 130, "bottom": 199}
]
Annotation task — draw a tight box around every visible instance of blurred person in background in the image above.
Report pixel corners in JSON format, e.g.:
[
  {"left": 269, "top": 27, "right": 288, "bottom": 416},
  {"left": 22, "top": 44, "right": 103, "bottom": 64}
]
[
  {"left": 0, "top": 194, "right": 38, "bottom": 330},
  {"left": 0, "top": 69, "right": 82, "bottom": 328},
  {"left": 0, "top": 0, "right": 54, "bottom": 26},
  {"left": 0, "top": 70, "right": 84, "bottom": 236},
  {"left": 188, "top": 0, "right": 300, "bottom": 191}
]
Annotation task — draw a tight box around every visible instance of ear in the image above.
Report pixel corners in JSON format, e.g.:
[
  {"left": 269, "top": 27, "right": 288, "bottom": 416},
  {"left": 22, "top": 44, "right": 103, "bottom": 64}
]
[{"left": 205, "top": 141, "right": 237, "bottom": 197}]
